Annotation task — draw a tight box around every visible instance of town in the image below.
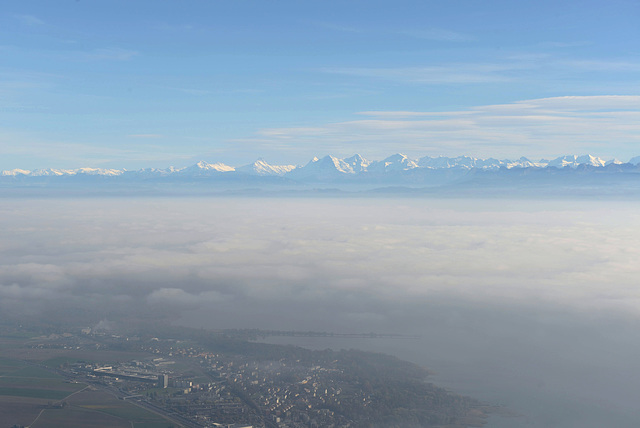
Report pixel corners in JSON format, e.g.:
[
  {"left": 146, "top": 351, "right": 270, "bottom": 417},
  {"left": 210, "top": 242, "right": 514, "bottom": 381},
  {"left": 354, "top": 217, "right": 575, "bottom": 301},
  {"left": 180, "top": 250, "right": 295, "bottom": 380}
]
[{"left": 3, "top": 323, "right": 490, "bottom": 428}]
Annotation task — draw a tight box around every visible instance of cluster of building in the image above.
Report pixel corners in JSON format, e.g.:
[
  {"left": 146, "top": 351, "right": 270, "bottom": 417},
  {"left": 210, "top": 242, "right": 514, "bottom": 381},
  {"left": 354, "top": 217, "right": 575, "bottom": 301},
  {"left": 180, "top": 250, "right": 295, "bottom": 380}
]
[
  {"left": 55, "top": 335, "right": 363, "bottom": 427},
  {"left": 133, "top": 340, "right": 369, "bottom": 427},
  {"left": 39, "top": 327, "right": 475, "bottom": 428}
]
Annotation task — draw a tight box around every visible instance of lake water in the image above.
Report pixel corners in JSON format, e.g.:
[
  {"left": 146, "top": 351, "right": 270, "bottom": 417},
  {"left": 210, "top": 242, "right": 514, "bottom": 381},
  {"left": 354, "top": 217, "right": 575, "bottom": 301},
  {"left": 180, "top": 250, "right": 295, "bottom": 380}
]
[{"left": 257, "top": 308, "right": 640, "bottom": 428}]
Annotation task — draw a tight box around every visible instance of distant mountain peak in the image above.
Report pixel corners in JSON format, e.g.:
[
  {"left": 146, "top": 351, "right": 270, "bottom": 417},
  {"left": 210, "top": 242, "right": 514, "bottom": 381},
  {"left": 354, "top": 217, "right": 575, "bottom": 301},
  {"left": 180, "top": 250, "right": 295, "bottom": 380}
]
[
  {"left": 548, "top": 154, "right": 605, "bottom": 168},
  {"left": 182, "top": 161, "right": 235, "bottom": 174},
  {"left": 2, "top": 154, "right": 638, "bottom": 184},
  {"left": 344, "top": 154, "right": 370, "bottom": 172},
  {"left": 236, "top": 159, "right": 296, "bottom": 176}
]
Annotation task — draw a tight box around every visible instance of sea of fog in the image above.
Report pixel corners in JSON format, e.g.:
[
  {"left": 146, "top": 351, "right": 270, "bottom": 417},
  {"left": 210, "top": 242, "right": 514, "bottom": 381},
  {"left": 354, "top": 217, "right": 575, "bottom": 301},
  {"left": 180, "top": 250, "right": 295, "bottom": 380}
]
[{"left": 2, "top": 197, "right": 640, "bottom": 427}]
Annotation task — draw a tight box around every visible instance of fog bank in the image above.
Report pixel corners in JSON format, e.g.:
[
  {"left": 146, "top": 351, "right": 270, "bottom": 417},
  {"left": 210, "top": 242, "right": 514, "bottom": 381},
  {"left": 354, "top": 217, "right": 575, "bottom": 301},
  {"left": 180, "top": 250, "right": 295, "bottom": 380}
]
[{"left": 2, "top": 197, "right": 640, "bottom": 427}]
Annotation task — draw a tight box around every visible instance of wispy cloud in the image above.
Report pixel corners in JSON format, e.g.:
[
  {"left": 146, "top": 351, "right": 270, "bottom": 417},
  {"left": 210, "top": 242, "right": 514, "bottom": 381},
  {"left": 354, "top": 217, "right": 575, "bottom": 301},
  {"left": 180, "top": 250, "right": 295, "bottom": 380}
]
[
  {"left": 321, "top": 54, "right": 640, "bottom": 86},
  {"left": 560, "top": 60, "right": 640, "bottom": 72},
  {"left": 322, "top": 64, "right": 520, "bottom": 84},
  {"left": 314, "top": 21, "right": 363, "bottom": 34},
  {"left": 0, "top": 129, "right": 189, "bottom": 170},
  {"left": 47, "top": 47, "right": 140, "bottom": 63},
  {"left": 14, "top": 14, "right": 44, "bottom": 26},
  {"left": 236, "top": 95, "right": 640, "bottom": 161},
  {"left": 128, "top": 134, "right": 164, "bottom": 139},
  {"left": 0, "top": 71, "right": 58, "bottom": 94},
  {"left": 313, "top": 24, "right": 473, "bottom": 41},
  {"left": 171, "top": 87, "right": 212, "bottom": 96},
  {"left": 85, "top": 47, "right": 139, "bottom": 61},
  {"left": 535, "top": 41, "right": 591, "bottom": 49},
  {"left": 153, "top": 22, "right": 196, "bottom": 32},
  {"left": 400, "top": 28, "right": 474, "bottom": 42},
  {"left": 479, "top": 95, "right": 640, "bottom": 112},
  {"left": 357, "top": 111, "right": 475, "bottom": 118}
]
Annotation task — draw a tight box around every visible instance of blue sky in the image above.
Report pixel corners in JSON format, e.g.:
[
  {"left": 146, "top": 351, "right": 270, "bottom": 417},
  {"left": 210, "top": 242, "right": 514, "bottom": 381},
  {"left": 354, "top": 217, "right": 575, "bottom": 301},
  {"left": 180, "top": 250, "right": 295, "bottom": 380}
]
[{"left": 1, "top": 0, "right": 639, "bottom": 169}]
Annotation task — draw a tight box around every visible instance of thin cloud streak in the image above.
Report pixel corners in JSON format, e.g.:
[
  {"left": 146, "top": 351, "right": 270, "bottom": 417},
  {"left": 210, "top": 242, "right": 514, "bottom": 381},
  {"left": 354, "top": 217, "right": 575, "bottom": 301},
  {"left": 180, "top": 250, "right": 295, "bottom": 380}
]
[
  {"left": 400, "top": 28, "right": 474, "bottom": 42},
  {"left": 561, "top": 59, "right": 640, "bottom": 72},
  {"left": 84, "top": 47, "right": 139, "bottom": 61},
  {"left": 322, "top": 64, "right": 519, "bottom": 84},
  {"left": 322, "top": 56, "right": 640, "bottom": 85},
  {"left": 14, "top": 14, "right": 45, "bottom": 26},
  {"left": 240, "top": 96, "right": 640, "bottom": 160},
  {"left": 128, "top": 134, "right": 164, "bottom": 139}
]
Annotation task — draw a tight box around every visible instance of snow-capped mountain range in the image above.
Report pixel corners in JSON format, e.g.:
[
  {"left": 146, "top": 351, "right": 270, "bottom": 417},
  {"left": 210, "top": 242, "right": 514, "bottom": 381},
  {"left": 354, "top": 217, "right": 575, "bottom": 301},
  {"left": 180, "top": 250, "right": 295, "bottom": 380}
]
[
  {"left": 2, "top": 153, "right": 638, "bottom": 178},
  {"left": 3, "top": 153, "right": 640, "bottom": 196}
]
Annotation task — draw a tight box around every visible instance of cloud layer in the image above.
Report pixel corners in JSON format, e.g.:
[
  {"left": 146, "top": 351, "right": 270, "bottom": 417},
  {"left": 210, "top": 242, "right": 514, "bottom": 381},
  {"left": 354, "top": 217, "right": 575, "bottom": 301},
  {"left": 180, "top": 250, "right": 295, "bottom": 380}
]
[{"left": 2, "top": 197, "right": 640, "bottom": 330}]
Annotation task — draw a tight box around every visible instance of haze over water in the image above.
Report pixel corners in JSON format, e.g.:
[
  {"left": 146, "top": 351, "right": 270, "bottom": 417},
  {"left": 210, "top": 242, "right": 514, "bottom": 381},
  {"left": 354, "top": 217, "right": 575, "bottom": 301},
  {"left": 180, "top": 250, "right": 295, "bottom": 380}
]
[{"left": 2, "top": 197, "right": 640, "bottom": 427}]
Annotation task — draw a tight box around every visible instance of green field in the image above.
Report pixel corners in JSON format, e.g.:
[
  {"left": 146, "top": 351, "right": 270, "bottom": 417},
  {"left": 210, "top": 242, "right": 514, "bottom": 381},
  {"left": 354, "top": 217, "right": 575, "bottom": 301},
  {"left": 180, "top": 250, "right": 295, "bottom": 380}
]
[
  {"left": 0, "top": 386, "right": 74, "bottom": 400},
  {"left": 0, "top": 362, "right": 85, "bottom": 400},
  {"left": 0, "top": 356, "right": 24, "bottom": 367},
  {"left": 0, "top": 356, "right": 27, "bottom": 375},
  {"left": 0, "top": 396, "right": 51, "bottom": 428},
  {"left": 0, "top": 337, "right": 179, "bottom": 427},
  {"left": 92, "top": 403, "right": 164, "bottom": 420},
  {"left": 30, "top": 406, "right": 132, "bottom": 428},
  {"left": 1, "top": 387, "right": 177, "bottom": 428},
  {"left": 0, "top": 380, "right": 84, "bottom": 400},
  {"left": 69, "top": 390, "right": 177, "bottom": 427},
  {"left": 5, "top": 365, "right": 63, "bottom": 379}
]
